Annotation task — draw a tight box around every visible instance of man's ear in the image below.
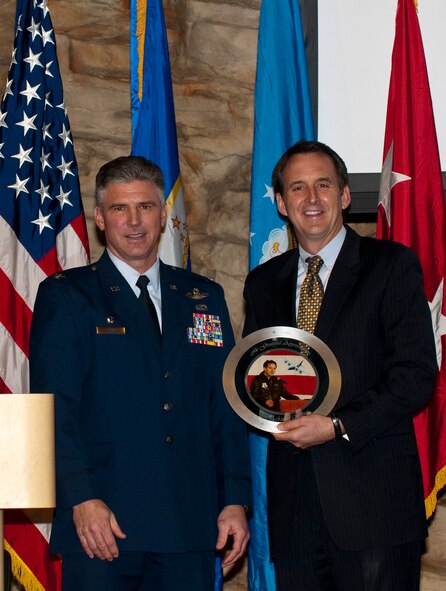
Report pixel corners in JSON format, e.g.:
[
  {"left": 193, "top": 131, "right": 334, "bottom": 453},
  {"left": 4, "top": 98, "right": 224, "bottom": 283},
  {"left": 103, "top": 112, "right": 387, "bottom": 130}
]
[
  {"left": 341, "top": 186, "right": 352, "bottom": 210},
  {"left": 276, "top": 193, "right": 288, "bottom": 217},
  {"left": 94, "top": 206, "right": 105, "bottom": 231}
]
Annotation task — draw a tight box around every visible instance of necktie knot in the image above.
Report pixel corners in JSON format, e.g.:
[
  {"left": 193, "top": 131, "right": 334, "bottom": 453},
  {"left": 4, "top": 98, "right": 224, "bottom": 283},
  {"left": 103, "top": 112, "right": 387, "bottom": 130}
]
[
  {"left": 136, "top": 274, "right": 150, "bottom": 291},
  {"left": 306, "top": 255, "right": 323, "bottom": 275}
]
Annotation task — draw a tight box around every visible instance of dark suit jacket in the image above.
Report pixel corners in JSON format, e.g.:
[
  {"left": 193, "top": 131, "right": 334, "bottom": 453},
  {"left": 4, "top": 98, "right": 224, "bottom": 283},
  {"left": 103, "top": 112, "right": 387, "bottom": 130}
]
[
  {"left": 243, "top": 226, "right": 436, "bottom": 555},
  {"left": 30, "top": 251, "right": 250, "bottom": 554}
]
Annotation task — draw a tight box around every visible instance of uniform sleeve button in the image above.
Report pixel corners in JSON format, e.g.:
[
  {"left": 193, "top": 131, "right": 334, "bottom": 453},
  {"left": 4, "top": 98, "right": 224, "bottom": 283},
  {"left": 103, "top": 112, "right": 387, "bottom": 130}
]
[
  {"left": 163, "top": 402, "right": 173, "bottom": 411},
  {"left": 165, "top": 435, "right": 174, "bottom": 444},
  {"left": 164, "top": 370, "right": 171, "bottom": 378}
]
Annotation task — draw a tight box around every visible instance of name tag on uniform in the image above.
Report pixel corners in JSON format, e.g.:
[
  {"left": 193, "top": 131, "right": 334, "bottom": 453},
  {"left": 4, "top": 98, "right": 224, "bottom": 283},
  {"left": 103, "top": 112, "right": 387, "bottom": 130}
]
[{"left": 96, "top": 326, "right": 126, "bottom": 335}]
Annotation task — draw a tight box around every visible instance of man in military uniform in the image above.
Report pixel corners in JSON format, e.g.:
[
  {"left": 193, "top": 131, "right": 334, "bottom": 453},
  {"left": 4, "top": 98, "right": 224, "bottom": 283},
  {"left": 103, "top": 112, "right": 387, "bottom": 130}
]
[{"left": 30, "top": 155, "right": 251, "bottom": 591}]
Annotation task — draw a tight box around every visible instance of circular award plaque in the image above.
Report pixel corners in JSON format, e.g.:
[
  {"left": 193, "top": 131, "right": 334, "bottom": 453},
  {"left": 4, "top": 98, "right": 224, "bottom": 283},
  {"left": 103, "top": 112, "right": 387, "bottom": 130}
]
[{"left": 223, "top": 327, "right": 341, "bottom": 433}]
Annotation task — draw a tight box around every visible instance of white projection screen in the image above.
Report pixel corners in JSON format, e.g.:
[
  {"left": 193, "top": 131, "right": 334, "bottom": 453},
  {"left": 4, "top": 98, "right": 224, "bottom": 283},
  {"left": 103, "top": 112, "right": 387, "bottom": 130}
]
[{"left": 318, "top": 0, "right": 446, "bottom": 174}]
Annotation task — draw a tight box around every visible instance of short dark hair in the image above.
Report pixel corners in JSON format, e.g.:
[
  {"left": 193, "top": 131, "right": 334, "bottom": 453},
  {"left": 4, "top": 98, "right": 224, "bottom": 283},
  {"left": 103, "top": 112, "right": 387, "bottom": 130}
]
[
  {"left": 272, "top": 140, "right": 349, "bottom": 196},
  {"left": 95, "top": 156, "right": 165, "bottom": 207},
  {"left": 263, "top": 360, "right": 277, "bottom": 369}
]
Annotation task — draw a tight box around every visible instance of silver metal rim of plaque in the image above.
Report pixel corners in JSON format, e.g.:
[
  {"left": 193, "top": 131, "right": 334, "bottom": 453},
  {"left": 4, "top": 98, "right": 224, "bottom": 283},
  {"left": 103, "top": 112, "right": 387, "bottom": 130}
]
[{"left": 223, "top": 327, "right": 342, "bottom": 433}]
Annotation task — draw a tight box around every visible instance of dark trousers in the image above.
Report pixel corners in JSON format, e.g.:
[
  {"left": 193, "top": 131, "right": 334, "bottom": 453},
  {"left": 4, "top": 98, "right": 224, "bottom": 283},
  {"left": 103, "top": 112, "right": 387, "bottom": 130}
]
[
  {"left": 273, "top": 453, "right": 422, "bottom": 591},
  {"left": 61, "top": 550, "right": 216, "bottom": 591}
]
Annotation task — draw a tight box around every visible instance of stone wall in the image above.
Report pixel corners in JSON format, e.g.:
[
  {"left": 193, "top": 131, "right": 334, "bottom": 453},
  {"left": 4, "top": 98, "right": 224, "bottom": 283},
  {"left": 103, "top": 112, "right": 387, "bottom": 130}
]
[
  {"left": 0, "top": 1, "right": 445, "bottom": 590},
  {"left": 0, "top": 0, "right": 258, "bottom": 338}
]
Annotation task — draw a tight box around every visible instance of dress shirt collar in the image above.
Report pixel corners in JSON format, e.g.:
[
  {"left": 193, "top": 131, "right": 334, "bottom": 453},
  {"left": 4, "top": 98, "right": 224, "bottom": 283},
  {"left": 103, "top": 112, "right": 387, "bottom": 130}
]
[
  {"left": 106, "top": 249, "right": 161, "bottom": 297},
  {"left": 298, "top": 225, "right": 346, "bottom": 272}
]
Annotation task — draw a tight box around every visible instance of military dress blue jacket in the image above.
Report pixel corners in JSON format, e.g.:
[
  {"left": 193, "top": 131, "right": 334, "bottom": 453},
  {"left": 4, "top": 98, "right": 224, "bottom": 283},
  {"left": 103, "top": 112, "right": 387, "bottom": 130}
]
[{"left": 30, "top": 251, "right": 251, "bottom": 554}]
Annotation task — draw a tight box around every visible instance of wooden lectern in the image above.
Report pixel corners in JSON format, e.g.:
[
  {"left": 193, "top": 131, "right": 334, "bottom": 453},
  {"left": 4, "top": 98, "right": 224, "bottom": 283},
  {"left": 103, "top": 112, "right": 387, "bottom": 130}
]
[{"left": 0, "top": 394, "right": 56, "bottom": 590}]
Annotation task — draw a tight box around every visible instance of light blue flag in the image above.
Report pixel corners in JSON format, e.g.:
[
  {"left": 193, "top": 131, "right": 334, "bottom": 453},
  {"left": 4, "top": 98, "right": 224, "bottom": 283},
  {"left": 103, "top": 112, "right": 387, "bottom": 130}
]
[
  {"left": 248, "top": 1, "right": 315, "bottom": 589},
  {"left": 130, "top": 0, "right": 189, "bottom": 269}
]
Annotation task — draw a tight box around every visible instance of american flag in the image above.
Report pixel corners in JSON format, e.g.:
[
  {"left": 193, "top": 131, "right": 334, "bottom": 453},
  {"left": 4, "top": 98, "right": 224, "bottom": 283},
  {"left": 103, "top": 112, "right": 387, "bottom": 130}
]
[{"left": 0, "top": 0, "right": 89, "bottom": 588}]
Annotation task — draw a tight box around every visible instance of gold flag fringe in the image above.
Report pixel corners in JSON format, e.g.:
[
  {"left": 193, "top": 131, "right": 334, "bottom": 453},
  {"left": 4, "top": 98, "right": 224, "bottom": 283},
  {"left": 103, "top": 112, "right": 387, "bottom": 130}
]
[
  {"left": 425, "top": 464, "right": 446, "bottom": 519},
  {"left": 3, "top": 540, "right": 46, "bottom": 591},
  {"left": 136, "top": 0, "right": 147, "bottom": 102}
]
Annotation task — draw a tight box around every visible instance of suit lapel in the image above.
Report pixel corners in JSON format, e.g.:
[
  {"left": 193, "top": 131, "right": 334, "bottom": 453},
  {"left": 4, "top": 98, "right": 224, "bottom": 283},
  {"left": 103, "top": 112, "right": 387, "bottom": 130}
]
[
  {"left": 275, "top": 250, "right": 300, "bottom": 325},
  {"left": 315, "top": 227, "right": 361, "bottom": 342},
  {"left": 96, "top": 251, "right": 161, "bottom": 352}
]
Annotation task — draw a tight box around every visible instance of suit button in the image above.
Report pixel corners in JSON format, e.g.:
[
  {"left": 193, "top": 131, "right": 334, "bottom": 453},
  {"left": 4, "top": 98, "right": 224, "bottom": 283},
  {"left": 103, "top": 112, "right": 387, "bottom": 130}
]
[
  {"left": 163, "top": 402, "right": 173, "bottom": 411},
  {"left": 164, "top": 370, "right": 171, "bottom": 378},
  {"left": 165, "top": 435, "right": 174, "bottom": 444}
]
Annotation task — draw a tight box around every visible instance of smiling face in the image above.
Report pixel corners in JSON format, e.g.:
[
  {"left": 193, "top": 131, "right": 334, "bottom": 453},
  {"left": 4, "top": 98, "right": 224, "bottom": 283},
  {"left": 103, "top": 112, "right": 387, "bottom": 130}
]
[
  {"left": 276, "top": 152, "right": 351, "bottom": 254},
  {"left": 94, "top": 179, "right": 167, "bottom": 273}
]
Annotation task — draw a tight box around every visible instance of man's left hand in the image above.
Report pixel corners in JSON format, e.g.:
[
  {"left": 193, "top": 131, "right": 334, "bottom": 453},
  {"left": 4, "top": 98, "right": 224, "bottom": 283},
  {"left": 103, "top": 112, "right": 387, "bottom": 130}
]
[
  {"left": 216, "top": 504, "right": 250, "bottom": 567},
  {"left": 274, "top": 413, "right": 337, "bottom": 448}
]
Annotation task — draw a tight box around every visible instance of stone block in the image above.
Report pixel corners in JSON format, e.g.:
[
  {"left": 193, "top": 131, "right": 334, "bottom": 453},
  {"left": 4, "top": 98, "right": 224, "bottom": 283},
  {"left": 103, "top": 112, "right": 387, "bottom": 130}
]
[
  {"left": 188, "top": 21, "right": 257, "bottom": 85},
  {"left": 189, "top": 1, "right": 260, "bottom": 29},
  {"left": 69, "top": 38, "right": 130, "bottom": 80},
  {"left": 203, "top": 240, "right": 246, "bottom": 278},
  {"left": 207, "top": 191, "right": 249, "bottom": 243},
  {"left": 214, "top": 270, "right": 245, "bottom": 338},
  {"left": 0, "top": 0, "right": 15, "bottom": 70},
  {"left": 50, "top": 1, "right": 130, "bottom": 43},
  {"left": 62, "top": 75, "right": 131, "bottom": 144}
]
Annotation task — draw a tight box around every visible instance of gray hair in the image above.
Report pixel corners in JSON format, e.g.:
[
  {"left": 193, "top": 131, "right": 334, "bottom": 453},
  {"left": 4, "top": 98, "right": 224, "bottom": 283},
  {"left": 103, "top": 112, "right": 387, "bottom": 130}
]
[{"left": 95, "top": 156, "right": 165, "bottom": 207}]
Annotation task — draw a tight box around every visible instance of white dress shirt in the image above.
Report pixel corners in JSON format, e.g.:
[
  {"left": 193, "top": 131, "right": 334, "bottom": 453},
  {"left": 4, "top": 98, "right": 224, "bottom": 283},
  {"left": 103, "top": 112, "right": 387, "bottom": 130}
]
[
  {"left": 107, "top": 249, "right": 162, "bottom": 330},
  {"left": 295, "top": 226, "right": 347, "bottom": 319}
]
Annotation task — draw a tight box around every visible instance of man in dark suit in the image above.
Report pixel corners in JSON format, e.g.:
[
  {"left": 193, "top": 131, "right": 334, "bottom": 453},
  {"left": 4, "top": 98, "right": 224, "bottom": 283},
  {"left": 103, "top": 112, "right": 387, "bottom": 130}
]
[
  {"left": 30, "top": 156, "right": 250, "bottom": 591},
  {"left": 243, "top": 141, "right": 436, "bottom": 591}
]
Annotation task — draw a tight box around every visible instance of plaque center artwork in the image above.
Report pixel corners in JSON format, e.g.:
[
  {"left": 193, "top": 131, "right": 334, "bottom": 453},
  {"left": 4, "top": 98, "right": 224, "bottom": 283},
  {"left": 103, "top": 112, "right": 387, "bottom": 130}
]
[
  {"left": 223, "top": 327, "right": 342, "bottom": 432},
  {"left": 246, "top": 349, "right": 318, "bottom": 417}
]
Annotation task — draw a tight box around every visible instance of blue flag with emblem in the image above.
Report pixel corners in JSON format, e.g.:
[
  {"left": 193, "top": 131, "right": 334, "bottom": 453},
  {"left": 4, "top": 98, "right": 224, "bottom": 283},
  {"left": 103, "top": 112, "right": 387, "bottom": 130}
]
[
  {"left": 130, "top": 0, "right": 190, "bottom": 269},
  {"left": 248, "top": 1, "right": 315, "bottom": 589}
]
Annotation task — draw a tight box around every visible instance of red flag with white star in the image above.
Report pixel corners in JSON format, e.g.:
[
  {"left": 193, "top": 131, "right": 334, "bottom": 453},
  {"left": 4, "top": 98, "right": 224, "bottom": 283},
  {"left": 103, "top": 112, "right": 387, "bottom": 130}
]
[{"left": 377, "top": 0, "right": 446, "bottom": 517}]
